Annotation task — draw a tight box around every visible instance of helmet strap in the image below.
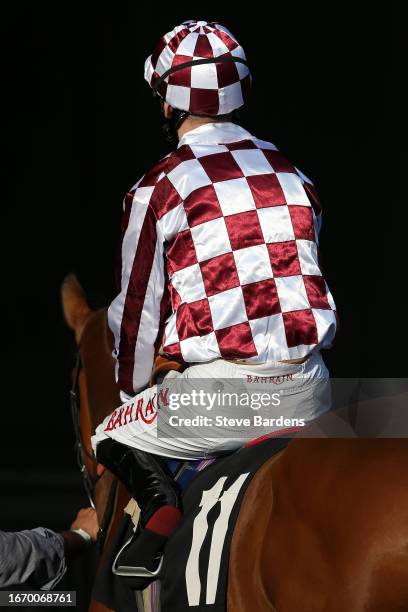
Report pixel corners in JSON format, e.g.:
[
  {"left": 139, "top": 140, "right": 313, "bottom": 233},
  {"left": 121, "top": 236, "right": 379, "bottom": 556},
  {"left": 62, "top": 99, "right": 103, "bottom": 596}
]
[
  {"left": 159, "top": 98, "right": 190, "bottom": 142},
  {"left": 158, "top": 98, "right": 243, "bottom": 143}
]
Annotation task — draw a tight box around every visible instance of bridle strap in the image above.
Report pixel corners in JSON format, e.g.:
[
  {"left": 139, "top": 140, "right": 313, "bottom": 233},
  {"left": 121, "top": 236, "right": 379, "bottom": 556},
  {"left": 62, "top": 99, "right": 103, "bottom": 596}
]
[{"left": 152, "top": 55, "right": 249, "bottom": 93}]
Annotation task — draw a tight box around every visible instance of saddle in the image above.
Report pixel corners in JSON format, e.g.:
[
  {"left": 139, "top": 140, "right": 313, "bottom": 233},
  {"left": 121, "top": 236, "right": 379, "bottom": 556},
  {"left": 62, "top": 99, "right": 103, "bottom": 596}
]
[{"left": 92, "top": 436, "right": 292, "bottom": 612}]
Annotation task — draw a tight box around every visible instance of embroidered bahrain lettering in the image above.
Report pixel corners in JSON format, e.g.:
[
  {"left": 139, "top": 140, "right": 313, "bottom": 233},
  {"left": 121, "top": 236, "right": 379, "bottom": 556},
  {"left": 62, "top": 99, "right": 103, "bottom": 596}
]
[
  {"left": 185, "top": 473, "right": 250, "bottom": 606},
  {"left": 246, "top": 373, "right": 295, "bottom": 384},
  {"left": 103, "top": 388, "right": 169, "bottom": 430}
]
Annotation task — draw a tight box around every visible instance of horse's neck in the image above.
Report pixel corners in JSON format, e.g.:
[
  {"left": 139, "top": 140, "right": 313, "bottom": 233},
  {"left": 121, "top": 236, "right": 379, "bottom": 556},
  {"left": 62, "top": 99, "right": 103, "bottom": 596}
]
[{"left": 80, "top": 308, "right": 121, "bottom": 429}]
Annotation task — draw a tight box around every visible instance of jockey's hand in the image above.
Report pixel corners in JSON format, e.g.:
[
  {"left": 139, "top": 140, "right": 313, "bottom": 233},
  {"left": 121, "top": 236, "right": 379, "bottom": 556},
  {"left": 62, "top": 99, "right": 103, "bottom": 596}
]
[{"left": 70, "top": 507, "right": 99, "bottom": 542}]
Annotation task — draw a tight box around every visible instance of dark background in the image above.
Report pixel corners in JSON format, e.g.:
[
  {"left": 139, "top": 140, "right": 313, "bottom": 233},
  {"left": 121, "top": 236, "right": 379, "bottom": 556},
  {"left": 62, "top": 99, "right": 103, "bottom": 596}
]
[{"left": 1, "top": 0, "right": 403, "bottom": 596}]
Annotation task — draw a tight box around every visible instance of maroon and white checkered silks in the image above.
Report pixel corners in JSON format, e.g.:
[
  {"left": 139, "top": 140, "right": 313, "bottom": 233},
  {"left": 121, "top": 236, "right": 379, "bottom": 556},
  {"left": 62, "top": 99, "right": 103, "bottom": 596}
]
[
  {"left": 108, "top": 123, "right": 337, "bottom": 395},
  {"left": 144, "top": 20, "right": 251, "bottom": 116}
]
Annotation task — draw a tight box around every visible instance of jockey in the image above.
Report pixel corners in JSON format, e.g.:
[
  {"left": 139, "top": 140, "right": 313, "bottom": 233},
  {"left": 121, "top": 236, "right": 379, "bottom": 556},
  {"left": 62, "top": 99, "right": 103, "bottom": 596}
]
[{"left": 92, "top": 20, "right": 337, "bottom": 579}]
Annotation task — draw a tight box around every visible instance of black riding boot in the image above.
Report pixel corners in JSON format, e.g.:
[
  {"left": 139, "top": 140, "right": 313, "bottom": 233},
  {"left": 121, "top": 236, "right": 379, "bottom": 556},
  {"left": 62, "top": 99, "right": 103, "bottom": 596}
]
[{"left": 96, "top": 438, "right": 182, "bottom": 587}]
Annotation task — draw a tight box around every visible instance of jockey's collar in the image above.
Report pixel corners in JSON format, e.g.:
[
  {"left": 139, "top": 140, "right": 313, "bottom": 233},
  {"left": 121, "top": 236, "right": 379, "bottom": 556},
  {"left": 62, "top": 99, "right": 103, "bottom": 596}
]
[{"left": 177, "top": 122, "right": 253, "bottom": 148}]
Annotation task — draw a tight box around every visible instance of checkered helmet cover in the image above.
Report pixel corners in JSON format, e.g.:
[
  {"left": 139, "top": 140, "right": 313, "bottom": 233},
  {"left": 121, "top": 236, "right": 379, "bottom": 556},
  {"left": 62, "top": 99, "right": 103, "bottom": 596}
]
[{"left": 144, "top": 20, "right": 252, "bottom": 116}]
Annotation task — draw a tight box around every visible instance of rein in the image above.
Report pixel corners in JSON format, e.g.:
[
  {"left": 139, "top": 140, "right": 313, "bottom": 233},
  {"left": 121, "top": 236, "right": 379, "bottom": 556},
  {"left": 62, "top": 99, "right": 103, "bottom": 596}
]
[
  {"left": 70, "top": 350, "right": 96, "bottom": 508},
  {"left": 70, "top": 349, "right": 119, "bottom": 550}
]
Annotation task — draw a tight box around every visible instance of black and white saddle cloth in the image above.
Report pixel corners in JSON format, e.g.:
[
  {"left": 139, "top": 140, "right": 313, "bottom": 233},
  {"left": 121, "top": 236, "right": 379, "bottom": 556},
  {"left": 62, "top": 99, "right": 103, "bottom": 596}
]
[
  {"left": 93, "top": 436, "right": 291, "bottom": 612},
  {"left": 160, "top": 436, "right": 290, "bottom": 611}
]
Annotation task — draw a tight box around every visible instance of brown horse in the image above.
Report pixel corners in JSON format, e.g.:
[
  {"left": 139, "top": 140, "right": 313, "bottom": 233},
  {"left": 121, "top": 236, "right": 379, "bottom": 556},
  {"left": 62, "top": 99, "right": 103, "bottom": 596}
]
[{"left": 62, "top": 274, "right": 408, "bottom": 612}]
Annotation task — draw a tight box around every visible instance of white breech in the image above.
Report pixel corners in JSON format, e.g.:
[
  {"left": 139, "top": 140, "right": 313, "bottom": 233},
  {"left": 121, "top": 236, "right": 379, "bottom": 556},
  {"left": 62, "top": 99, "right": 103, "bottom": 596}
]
[{"left": 91, "top": 350, "right": 330, "bottom": 460}]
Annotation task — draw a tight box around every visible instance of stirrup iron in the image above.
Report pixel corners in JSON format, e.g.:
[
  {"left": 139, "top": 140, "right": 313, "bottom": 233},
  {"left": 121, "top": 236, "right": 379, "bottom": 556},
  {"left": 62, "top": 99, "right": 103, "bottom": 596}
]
[{"left": 112, "top": 534, "right": 164, "bottom": 578}]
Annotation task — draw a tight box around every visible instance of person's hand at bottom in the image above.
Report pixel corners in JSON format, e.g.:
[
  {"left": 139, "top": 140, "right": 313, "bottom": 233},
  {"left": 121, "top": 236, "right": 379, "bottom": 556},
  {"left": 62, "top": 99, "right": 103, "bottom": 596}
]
[{"left": 62, "top": 507, "right": 99, "bottom": 558}]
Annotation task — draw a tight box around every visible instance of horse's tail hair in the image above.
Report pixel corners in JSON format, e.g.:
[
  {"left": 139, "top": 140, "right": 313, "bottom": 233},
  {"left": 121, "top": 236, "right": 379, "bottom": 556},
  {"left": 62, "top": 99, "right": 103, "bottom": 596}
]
[{"left": 61, "top": 273, "right": 92, "bottom": 342}]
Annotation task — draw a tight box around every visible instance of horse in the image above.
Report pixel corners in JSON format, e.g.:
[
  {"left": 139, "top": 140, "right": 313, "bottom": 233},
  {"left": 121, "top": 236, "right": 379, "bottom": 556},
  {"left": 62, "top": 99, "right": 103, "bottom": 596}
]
[{"left": 62, "top": 273, "right": 408, "bottom": 612}]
